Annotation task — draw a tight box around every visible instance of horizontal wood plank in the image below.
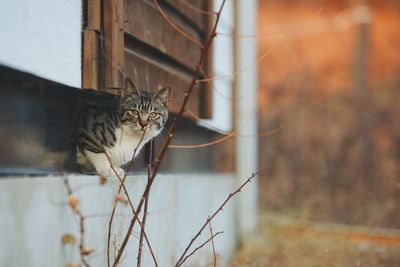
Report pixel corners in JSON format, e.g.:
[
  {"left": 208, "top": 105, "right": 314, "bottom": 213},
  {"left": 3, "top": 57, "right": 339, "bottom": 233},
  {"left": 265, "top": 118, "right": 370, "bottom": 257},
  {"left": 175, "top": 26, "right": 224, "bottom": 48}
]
[
  {"left": 125, "top": 0, "right": 203, "bottom": 70},
  {"left": 163, "top": 0, "right": 208, "bottom": 31},
  {"left": 125, "top": 47, "right": 200, "bottom": 116}
]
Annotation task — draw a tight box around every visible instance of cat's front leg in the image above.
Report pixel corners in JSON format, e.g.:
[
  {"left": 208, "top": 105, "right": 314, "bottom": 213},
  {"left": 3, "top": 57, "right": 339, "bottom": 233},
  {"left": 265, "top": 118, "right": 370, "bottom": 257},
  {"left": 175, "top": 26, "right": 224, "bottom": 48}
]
[{"left": 84, "top": 150, "right": 125, "bottom": 178}]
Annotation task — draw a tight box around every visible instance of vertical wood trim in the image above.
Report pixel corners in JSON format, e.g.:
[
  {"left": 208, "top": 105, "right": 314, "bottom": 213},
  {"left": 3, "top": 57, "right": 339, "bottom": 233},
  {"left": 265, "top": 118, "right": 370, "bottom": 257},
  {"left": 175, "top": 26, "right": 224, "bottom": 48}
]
[
  {"left": 201, "top": 1, "right": 213, "bottom": 118},
  {"left": 82, "top": 30, "right": 99, "bottom": 90},
  {"left": 231, "top": 2, "right": 238, "bottom": 131},
  {"left": 103, "top": 0, "right": 125, "bottom": 90},
  {"left": 87, "top": 0, "right": 101, "bottom": 30}
]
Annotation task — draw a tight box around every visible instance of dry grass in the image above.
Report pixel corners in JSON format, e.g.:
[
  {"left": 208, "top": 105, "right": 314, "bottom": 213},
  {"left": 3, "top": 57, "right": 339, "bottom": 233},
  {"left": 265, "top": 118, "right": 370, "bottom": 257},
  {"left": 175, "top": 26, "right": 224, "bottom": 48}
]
[{"left": 231, "top": 212, "right": 400, "bottom": 267}]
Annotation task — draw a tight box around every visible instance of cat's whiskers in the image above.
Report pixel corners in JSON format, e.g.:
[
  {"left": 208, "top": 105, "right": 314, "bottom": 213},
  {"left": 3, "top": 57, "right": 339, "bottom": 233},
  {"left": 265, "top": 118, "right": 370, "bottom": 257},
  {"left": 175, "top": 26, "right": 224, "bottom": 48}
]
[
  {"left": 119, "top": 126, "right": 124, "bottom": 146},
  {"left": 76, "top": 84, "right": 172, "bottom": 178}
]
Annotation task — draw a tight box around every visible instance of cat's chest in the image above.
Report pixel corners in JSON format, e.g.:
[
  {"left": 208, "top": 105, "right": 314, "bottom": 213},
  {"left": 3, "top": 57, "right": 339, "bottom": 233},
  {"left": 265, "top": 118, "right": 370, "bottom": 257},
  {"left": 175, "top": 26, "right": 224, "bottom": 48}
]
[{"left": 106, "top": 128, "right": 149, "bottom": 165}]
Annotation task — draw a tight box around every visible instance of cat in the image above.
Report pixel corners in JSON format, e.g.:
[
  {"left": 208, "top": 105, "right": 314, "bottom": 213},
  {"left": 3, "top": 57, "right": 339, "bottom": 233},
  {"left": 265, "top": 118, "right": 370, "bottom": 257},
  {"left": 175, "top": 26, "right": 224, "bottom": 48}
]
[{"left": 76, "top": 79, "right": 172, "bottom": 178}]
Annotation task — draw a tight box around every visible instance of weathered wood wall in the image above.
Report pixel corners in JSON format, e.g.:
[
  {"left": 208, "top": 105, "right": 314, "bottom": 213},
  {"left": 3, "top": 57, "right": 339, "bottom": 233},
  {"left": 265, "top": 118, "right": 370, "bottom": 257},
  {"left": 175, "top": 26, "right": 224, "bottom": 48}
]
[{"left": 83, "top": 0, "right": 213, "bottom": 117}]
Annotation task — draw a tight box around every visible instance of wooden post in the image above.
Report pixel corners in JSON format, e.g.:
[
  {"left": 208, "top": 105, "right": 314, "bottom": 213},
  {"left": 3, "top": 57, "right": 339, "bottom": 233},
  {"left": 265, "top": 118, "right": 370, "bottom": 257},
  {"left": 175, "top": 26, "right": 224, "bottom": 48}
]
[
  {"left": 201, "top": 0, "right": 213, "bottom": 118},
  {"left": 82, "top": 0, "right": 101, "bottom": 90},
  {"left": 352, "top": 5, "right": 372, "bottom": 182},
  {"left": 233, "top": 0, "right": 259, "bottom": 242},
  {"left": 82, "top": 30, "right": 99, "bottom": 90},
  {"left": 87, "top": 0, "right": 101, "bottom": 31},
  {"left": 103, "top": 0, "right": 125, "bottom": 91},
  {"left": 353, "top": 5, "right": 371, "bottom": 96}
]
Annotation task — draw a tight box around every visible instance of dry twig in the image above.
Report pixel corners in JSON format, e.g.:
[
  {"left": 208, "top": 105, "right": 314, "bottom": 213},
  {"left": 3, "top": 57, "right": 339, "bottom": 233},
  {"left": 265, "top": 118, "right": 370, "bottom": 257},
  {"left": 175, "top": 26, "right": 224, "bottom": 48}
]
[
  {"left": 208, "top": 218, "right": 217, "bottom": 267},
  {"left": 63, "top": 178, "right": 91, "bottom": 267},
  {"left": 137, "top": 162, "right": 156, "bottom": 266},
  {"left": 111, "top": 1, "right": 227, "bottom": 266},
  {"left": 153, "top": 0, "right": 204, "bottom": 48},
  {"left": 176, "top": 231, "right": 223, "bottom": 267},
  {"left": 106, "top": 129, "right": 157, "bottom": 267},
  {"left": 175, "top": 172, "right": 259, "bottom": 266},
  {"left": 180, "top": 0, "right": 217, "bottom": 15},
  {"left": 196, "top": 32, "right": 284, "bottom": 83}
]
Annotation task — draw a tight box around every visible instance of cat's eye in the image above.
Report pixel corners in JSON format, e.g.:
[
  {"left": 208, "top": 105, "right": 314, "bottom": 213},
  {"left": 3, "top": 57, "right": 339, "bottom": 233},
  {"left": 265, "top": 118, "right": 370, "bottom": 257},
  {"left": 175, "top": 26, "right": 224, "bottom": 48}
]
[
  {"left": 148, "top": 112, "right": 158, "bottom": 119},
  {"left": 129, "top": 110, "right": 139, "bottom": 117}
]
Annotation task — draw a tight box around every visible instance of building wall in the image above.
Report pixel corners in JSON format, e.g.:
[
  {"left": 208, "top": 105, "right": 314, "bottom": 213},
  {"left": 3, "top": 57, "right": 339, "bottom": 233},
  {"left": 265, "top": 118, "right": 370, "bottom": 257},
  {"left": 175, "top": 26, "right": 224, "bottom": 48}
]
[
  {"left": 0, "top": 174, "right": 236, "bottom": 267},
  {"left": 0, "top": 1, "right": 261, "bottom": 265},
  {"left": 0, "top": 0, "right": 81, "bottom": 87}
]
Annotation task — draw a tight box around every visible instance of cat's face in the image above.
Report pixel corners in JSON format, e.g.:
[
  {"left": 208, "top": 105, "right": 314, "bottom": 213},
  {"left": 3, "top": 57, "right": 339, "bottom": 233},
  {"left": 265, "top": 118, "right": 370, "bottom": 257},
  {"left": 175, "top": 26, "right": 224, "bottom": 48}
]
[{"left": 119, "top": 82, "right": 172, "bottom": 134}]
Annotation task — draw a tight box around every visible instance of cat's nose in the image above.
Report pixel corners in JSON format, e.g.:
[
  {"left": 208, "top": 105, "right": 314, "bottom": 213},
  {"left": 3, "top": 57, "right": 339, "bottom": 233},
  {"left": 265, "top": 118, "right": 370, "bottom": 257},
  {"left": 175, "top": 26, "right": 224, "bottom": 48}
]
[{"left": 139, "top": 120, "right": 149, "bottom": 129}]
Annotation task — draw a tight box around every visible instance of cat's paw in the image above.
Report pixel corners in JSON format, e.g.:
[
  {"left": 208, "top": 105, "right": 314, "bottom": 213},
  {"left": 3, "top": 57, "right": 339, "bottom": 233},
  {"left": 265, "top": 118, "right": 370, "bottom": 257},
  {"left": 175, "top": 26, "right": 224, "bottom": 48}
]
[{"left": 98, "top": 167, "right": 125, "bottom": 179}]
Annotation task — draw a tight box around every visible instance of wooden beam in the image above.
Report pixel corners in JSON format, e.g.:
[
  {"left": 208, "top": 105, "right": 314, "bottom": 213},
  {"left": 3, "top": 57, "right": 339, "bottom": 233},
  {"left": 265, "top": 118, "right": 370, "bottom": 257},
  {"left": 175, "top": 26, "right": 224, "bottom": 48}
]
[
  {"left": 82, "top": 30, "right": 99, "bottom": 90},
  {"left": 201, "top": 0, "right": 213, "bottom": 119},
  {"left": 124, "top": 0, "right": 202, "bottom": 70},
  {"left": 103, "top": 0, "right": 125, "bottom": 91},
  {"left": 87, "top": 0, "right": 101, "bottom": 31}
]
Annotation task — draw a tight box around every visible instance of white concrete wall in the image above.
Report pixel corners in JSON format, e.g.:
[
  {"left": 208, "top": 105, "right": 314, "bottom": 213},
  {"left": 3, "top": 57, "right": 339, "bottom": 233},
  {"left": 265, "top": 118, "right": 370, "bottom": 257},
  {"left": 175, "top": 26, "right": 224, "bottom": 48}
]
[
  {"left": 0, "top": 0, "right": 82, "bottom": 88},
  {"left": 0, "top": 174, "right": 236, "bottom": 267},
  {"left": 202, "top": 0, "right": 234, "bottom": 132},
  {"left": 234, "top": 0, "right": 259, "bottom": 240}
]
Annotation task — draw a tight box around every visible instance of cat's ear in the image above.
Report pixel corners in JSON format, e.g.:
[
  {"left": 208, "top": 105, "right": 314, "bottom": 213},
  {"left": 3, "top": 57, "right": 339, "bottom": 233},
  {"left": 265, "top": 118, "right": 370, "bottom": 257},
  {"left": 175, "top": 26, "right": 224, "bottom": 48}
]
[
  {"left": 153, "top": 86, "right": 172, "bottom": 107},
  {"left": 125, "top": 78, "right": 140, "bottom": 96}
]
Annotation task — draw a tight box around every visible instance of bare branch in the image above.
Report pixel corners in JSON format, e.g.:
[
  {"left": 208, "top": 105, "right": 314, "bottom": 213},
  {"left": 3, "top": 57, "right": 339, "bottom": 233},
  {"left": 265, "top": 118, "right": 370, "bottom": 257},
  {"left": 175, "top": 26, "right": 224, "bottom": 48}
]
[
  {"left": 197, "top": 67, "right": 245, "bottom": 102},
  {"left": 137, "top": 162, "right": 157, "bottom": 267},
  {"left": 196, "top": 33, "right": 284, "bottom": 83},
  {"left": 217, "top": 31, "right": 286, "bottom": 38},
  {"left": 63, "top": 178, "right": 91, "bottom": 267},
  {"left": 208, "top": 218, "right": 217, "bottom": 267},
  {"left": 111, "top": 1, "right": 227, "bottom": 266},
  {"left": 98, "top": 34, "right": 127, "bottom": 85},
  {"left": 176, "top": 231, "right": 223, "bottom": 267},
  {"left": 170, "top": 131, "right": 235, "bottom": 149},
  {"left": 180, "top": 0, "right": 217, "bottom": 15},
  {"left": 106, "top": 129, "right": 149, "bottom": 267},
  {"left": 175, "top": 172, "right": 259, "bottom": 267},
  {"left": 153, "top": 0, "right": 205, "bottom": 48},
  {"left": 169, "top": 122, "right": 284, "bottom": 149}
]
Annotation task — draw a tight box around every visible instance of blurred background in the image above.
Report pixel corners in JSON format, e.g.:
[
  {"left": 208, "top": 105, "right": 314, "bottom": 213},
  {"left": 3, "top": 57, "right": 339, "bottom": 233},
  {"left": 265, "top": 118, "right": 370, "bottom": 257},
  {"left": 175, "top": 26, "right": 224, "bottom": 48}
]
[
  {"left": 258, "top": 0, "right": 399, "bottom": 229},
  {"left": 0, "top": 0, "right": 398, "bottom": 265},
  {"left": 234, "top": 0, "right": 400, "bottom": 265}
]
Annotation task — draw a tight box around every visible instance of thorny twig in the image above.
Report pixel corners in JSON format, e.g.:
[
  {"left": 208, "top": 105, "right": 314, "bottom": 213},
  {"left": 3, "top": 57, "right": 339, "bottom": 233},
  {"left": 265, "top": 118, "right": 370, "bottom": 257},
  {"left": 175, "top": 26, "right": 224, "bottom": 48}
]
[
  {"left": 197, "top": 67, "right": 244, "bottom": 101},
  {"left": 175, "top": 172, "right": 259, "bottom": 266},
  {"left": 111, "top": 1, "right": 227, "bottom": 266},
  {"left": 106, "top": 128, "right": 158, "bottom": 267},
  {"left": 136, "top": 161, "right": 156, "bottom": 266},
  {"left": 168, "top": 117, "right": 284, "bottom": 149},
  {"left": 180, "top": 0, "right": 217, "bottom": 15},
  {"left": 63, "top": 178, "right": 91, "bottom": 267},
  {"left": 208, "top": 218, "right": 217, "bottom": 267},
  {"left": 137, "top": 214, "right": 158, "bottom": 267},
  {"left": 57, "top": 0, "right": 265, "bottom": 264},
  {"left": 176, "top": 231, "right": 223, "bottom": 267},
  {"left": 153, "top": 0, "right": 204, "bottom": 48},
  {"left": 196, "top": 32, "right": 284, "bottom": 83}
]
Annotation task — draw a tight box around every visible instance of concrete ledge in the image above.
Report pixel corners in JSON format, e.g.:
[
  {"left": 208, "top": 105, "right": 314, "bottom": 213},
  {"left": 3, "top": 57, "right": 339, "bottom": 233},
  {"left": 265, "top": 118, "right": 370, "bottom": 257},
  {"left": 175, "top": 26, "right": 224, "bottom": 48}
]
[{"left": 0, "top": 173, "right": 236, "bottom": 266}]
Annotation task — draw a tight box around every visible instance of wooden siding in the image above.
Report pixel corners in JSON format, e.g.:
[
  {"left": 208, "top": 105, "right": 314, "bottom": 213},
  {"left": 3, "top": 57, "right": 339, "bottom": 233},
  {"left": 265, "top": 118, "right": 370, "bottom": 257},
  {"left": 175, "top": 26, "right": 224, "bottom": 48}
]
[
  {"left": 83, "top": 0, "right": 212, "bottom": 117},
  {"left": 82, "top": 30, "right": 99, "bottom": 90},
  {"left": 103, "top": 0, "right": 125, "bottom": 90}
]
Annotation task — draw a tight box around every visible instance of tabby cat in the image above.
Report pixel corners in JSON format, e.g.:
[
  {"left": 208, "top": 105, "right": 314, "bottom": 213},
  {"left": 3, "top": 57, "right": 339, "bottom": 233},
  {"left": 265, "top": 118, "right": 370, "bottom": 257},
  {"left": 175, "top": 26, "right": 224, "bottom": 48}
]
[{"left": 76, "top": 79, "right": 172, "bottom": 178}]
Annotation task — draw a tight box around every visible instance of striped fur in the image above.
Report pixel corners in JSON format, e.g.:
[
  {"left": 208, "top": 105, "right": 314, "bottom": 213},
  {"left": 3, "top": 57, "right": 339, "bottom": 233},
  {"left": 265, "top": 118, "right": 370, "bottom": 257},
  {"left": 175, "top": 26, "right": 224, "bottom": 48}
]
[{"left": 76, "top": 85, "right": 171, "bottom": 178}]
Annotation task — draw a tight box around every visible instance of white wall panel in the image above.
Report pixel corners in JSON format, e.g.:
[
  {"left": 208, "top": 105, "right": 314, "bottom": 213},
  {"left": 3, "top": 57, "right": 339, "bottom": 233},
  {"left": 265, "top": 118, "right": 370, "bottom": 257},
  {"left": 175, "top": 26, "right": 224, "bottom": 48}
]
[
  {"left": 0, "top": 174, "right": 236, "bottom": 267},
  {"left": 0, "top": 0, "right": 81, "bottom": 87}
]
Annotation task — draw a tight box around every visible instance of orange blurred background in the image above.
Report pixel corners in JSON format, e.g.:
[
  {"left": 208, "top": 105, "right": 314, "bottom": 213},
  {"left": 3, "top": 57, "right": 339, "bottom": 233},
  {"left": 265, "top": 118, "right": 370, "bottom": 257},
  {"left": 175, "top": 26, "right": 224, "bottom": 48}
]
[{"left": 257, "top": 0, "right": 400, "bottom": 228}]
